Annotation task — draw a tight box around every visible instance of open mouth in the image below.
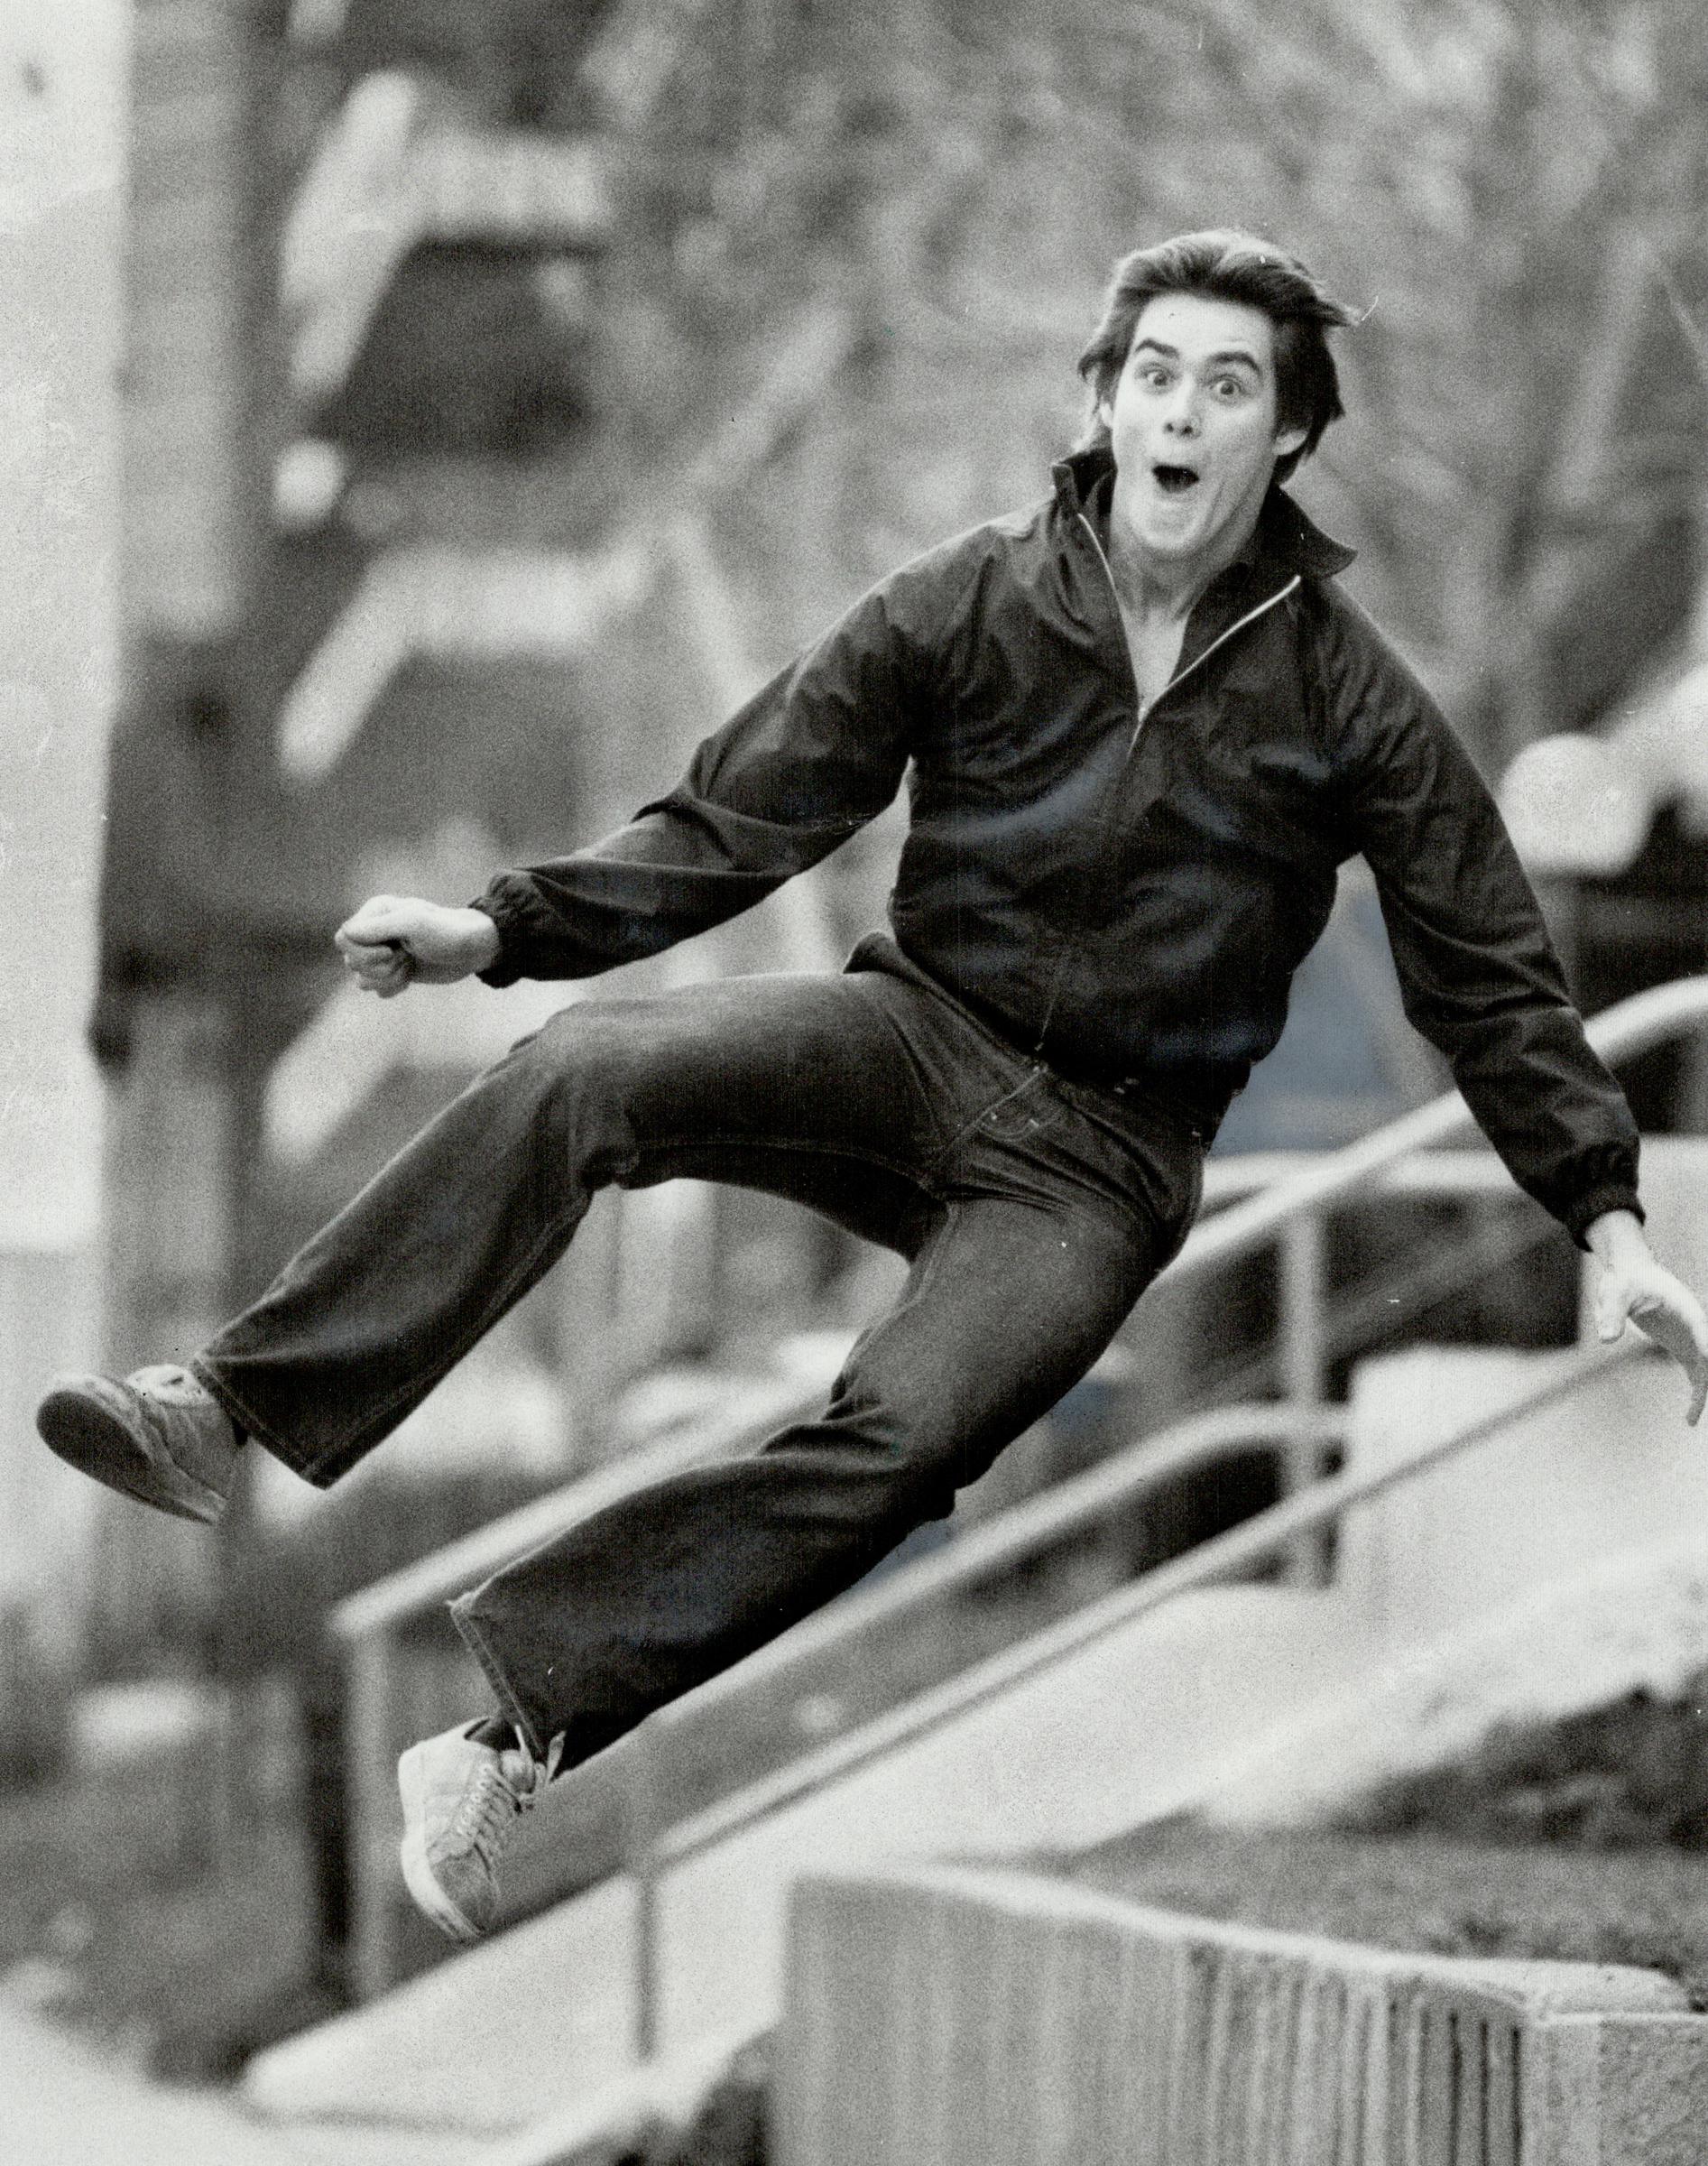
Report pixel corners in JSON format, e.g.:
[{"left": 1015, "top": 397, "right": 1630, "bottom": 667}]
[{"left": 1151, "top": 463, "right": 1201, "bottom": 496}]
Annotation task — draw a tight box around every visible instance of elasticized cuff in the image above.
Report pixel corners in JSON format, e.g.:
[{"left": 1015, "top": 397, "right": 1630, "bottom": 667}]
[
  {"left": 1561, "top": 1183, "right": 1645, "bottom": 1252},
  {"left": 468, "top": 893, "right": 525, "bottom": 988}
]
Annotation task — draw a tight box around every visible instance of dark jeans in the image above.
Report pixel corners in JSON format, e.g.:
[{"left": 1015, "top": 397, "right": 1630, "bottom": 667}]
[{"left": 197, "top": 938, "right": 1204, "bottom": 1764}]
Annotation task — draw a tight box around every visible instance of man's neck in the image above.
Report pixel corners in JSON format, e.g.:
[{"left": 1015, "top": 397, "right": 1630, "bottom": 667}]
[{"left": 1103, "top": 483, "right": 1266, "bottom": 623}]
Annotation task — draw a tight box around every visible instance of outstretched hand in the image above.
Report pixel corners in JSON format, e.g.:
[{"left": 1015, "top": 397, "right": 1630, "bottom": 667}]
[
  {"left": 1588, "top": 1210, "right": 1708, "bottom": 1426},
  {"left": 335, "top": 894, "right": 501, "bottom": 998}
]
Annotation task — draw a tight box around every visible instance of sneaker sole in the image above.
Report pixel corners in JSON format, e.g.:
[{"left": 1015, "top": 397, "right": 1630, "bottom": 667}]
[
  {"left": 397, "top": 1742, "right": 485, "bottom": 1944},
  {"left": 36, "top": 1380, "right": 226, "bottom": 1526}
]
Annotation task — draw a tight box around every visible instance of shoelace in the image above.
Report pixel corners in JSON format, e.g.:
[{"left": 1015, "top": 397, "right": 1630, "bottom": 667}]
[
  {"left": 451, "top": 1762, "right": 529, "bottom": 1865},
  {"left": 449, "top": 1733, "right": 566, "bottom": 1863}
]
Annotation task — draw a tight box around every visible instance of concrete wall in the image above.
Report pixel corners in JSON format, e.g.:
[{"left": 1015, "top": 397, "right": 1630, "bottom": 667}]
[{"left": 773, "top": 1865, "right": 1708, "bottom": 2166}]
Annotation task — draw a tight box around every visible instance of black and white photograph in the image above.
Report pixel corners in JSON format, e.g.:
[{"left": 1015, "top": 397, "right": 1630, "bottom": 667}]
[{"left": 6, "top": 3, "right": 1708, "bottom": 2161}]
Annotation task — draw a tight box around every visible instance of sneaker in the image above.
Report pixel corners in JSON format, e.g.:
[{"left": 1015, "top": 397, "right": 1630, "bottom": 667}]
[
  {"left": 35, "top": 1364, "right": 240, "bottom": 1526},
  {"left": 398, "top": 1721, "right": 561, "bottom": 1943}
]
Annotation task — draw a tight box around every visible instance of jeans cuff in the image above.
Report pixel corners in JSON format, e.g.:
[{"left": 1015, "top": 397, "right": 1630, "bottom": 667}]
[
  {"left": 189, "top": 1357, "right": 322, "bottom": 1482},
  {"left": 448, "top": 1593, "right": 549, "bottom": 1763}
]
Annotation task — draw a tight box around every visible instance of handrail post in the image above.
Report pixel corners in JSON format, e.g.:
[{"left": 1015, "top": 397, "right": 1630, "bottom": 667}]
[
  {"left": 626, "top": 1723, "right": 663, "bottom": 2063},
  {"left": 1279, "top": 1208, "right": 1332, "bottom": 1584},
  {"left": 346, "top": 1626, "right": 398, "bottom": 2002}
]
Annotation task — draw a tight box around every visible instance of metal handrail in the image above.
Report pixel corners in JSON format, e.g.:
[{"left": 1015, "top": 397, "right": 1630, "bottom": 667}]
[{"left": 646, "top": 1335, "right": 1645, "bottom": 1873}]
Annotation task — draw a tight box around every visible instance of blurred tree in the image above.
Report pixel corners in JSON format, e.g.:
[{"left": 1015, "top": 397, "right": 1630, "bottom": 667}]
[
  {"left": 613, "top": 0, "right": 1708, "bottom": 771},
  {"left": 1143, "top": 0, "right": 1708, "bottom": 767}
]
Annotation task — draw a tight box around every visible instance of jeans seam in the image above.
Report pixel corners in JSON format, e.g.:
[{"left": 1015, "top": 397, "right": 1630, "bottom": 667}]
[{"left": 448, "top": 1595, "right": 546, "bottom": 1762}]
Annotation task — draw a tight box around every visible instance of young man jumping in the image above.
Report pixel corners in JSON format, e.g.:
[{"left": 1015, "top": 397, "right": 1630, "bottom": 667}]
[{"left": 41, "top": 231, "right": 1708, "bottom": 1944}]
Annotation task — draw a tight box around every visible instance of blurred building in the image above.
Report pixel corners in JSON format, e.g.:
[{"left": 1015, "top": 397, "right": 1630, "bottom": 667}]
[
  {"left": 88, "top": 0, "right": 909, "bottom": 1660},
  {"left": 0, "top": 5, "right": 125, "bottom": 1763},
  {"left": 1499, "top": 627, "right": 1708, "bottom": 1136}
]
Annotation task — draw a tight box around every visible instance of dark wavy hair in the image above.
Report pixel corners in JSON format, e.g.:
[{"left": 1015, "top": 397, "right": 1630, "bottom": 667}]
[{"left": 1076, "top": 230, "right": 1357, "bottom": 483}]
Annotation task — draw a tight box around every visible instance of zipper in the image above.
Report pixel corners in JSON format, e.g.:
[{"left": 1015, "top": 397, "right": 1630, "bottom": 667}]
[
  {"left": 1029, "top": 519, "right": 1301, "bottom": 1057},
  {"left": 1160, "top": 572, "right": 1302, "bottom": 721},
  {"left": 1076, "top": 513, "right": 1142, "bottom": 722},
  {"left": 1076, "top": 511, "right": 1301, "bottom": 748}
]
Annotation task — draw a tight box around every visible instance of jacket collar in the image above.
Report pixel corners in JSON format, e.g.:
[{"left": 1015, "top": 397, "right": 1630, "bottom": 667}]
[{"left": 1050, "top": 444, "right": 1356, "bottom": 583}]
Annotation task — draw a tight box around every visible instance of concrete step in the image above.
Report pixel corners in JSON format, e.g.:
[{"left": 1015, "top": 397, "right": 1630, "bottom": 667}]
[
  {"left": 0, "top": 1994, "right": 485, "bottom": 2166},
  {"left": 245, "top": 1873, "right": 637, "bottom": 2141}
]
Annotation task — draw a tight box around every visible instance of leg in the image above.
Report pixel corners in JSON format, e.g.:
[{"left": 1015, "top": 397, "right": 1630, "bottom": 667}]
[
  {"left": 197, "top": 970, "right": 945, "bottom": 1486},
  {"left": 450, "top": 1187, "right": 1159, "bottom": 1763}
]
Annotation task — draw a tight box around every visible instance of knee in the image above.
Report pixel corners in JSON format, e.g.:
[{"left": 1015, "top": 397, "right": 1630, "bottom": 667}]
[
  {"left": 497, "top": 1004, "right": 641, "bottom": 1159},
  {"left": 505, "top": 1003, "right": 623, "bottom": 1092}
]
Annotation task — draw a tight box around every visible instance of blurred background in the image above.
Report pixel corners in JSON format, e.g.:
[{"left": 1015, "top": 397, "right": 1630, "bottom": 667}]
[{"left": 5, "top": 0, "right": 1708, "bottom": 2102}]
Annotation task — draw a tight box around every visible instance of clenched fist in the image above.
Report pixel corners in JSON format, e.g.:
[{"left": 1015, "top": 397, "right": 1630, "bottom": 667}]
[{"left": 335, "top": 894, "right": 502, "bottom": 998}]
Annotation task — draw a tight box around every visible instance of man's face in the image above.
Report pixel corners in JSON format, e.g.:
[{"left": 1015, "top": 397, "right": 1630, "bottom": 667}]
[{"left": 1100, "top": 292, "right": 1308, "bottom": 569}]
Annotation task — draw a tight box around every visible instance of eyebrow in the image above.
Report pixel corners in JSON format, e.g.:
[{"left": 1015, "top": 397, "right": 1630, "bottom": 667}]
[{"left": 1131, "top": 338, "right": 1265, "bottom": 372}]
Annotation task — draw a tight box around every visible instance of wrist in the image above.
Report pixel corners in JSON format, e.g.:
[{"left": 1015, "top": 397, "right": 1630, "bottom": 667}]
[
  {"left": 1585, "top": 1208, "right": 1649, "bottom": 1269},
  {"left": 449, "top": 906, "right": 500, "bottom": 971}
]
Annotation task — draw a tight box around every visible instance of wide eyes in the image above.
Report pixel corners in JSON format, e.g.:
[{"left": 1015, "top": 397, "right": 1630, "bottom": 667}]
[{"left": 1127, "top": 364, "right": 1255, "bottom": 402}]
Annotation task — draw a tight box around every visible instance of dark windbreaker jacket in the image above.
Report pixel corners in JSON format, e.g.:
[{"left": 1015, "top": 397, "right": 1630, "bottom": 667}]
[{"left": 475, "top": 447, "right": 1639, "bottom": 1243}]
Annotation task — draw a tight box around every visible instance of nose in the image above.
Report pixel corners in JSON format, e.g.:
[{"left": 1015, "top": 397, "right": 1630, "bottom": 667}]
[{"left": 1162, "top": 388, "right": 1202, "bottom": 438}]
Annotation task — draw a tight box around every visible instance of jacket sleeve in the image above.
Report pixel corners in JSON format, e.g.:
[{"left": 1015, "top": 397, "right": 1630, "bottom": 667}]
[
  {"left": 1323, "top": 593, "right": 1640, "bottom": 1245},
  {"left": 472, "top": 569, "right": 938, "bottom": 986}
]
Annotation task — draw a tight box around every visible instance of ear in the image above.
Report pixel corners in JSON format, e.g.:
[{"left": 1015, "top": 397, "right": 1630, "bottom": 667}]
[{"left": 1274, "top": 420, "right": 1309, "bottom": 460}]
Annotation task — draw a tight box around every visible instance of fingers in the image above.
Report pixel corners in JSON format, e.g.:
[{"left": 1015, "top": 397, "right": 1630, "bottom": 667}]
[
  {"left": 1594, "top": 1269, "right": 1634, "bottom": 1345},
  {"left": 337, "top": 894, "right": 415, "bottom": 955},
  {"left": 1617, "top": 1266, "right": 1708, "bottom": 1427},
  {"left": 1661, "top": 1310, "right": 1708, "bottom": 1427},
  {"left": 1654, "top": 1289, "right": 1708, "bottom": 1428},
  {"left": 343, "top": 939, "right": 414, "bottom": 998}
]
